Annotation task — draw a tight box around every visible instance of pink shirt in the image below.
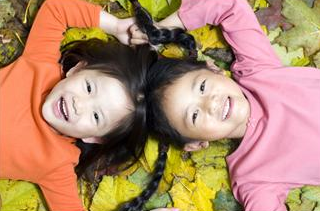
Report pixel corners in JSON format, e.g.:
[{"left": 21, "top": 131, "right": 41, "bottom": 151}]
[{"left": 179, "top": 0, "right": 320, "bottom": 210}]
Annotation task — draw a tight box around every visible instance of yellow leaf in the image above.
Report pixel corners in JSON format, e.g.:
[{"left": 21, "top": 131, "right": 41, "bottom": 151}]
[
  {"left": 253, "top": 0, "right": 269, "bottom": 11},
  {"left": 162, "top": 146, "right": 196, "bottom": 186},
  {"left": 291, "top": 57, "right": 310, "bottom": 66},
  {"left": 191, "top": 139, "right": 233, "bottom": 168},
  {"left": 0, "top": 180, "right": 47, "bottom": 211},
  {"left": 169, "top": 177, "right": 215, "bottom": 211},
  {"left": 196, "top": 167, "right": 231, "bottom": 194},
  {"left": 140, "top": 137, "right": 159, "bottom": 173},
  {"left": 188, "top": 25, "right": 228, "bottom": 51},
  {"left": 118, "top": 161, "right": 140, "bottom": 177},
  {"left": 90, "top": 176, "right": 141, "bottom": 211},
  {"left": 160, "top": 44, "right": 185, "bottom": 59}
]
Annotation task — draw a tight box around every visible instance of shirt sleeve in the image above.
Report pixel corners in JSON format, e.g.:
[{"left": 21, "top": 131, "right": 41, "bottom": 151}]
[
  {"left": 178, "top": 0, "right": 282, "bottom": 76},
  {"left": 236, "top": 183, "right": 289, "bottom": 211},
  {"left": 37, "top": 164, "right": 84, "bottom": 211},
  {"left": 23, "top": 0, "right": 101, "bottom": 64}
]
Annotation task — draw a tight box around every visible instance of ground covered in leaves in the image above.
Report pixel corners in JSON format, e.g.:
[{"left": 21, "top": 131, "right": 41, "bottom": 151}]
[{"left": 0, "top": 0, "right": 320, "bottom": 210}]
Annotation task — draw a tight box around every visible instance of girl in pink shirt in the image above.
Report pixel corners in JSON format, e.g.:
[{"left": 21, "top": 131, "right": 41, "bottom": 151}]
[
  {"left": 0, "top": 0, "right": 177, "bottom": 210},
  {"left": 130, "top": 0, "right": 320, "bottom": 210}
]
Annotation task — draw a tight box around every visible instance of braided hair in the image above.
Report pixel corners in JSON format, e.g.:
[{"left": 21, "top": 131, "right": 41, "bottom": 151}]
[
  {"left": 129, "top": 0, "right": 197, "bottom": 54},
  {"left": 118, "top": 142, "right": 169, "bottom": 211}
]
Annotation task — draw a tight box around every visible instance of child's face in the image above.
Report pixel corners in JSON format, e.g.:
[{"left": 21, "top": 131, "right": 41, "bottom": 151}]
[
  {"left": 42, "top": 69, "right": 133, "bottom": 140},
  {"left": 162, "top": 69, "right": 250, "bottom": 142}
]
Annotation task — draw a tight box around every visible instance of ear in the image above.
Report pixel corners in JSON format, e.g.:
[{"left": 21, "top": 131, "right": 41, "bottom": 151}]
[
  {"left": 183, "top": 141, "right": 209, "bottom": 152},
  {"left": 81, "top": 137, "right": 102, "bottom": 144},
  {"left": 66, "top": 61, "right": 88, "bottom": 78},
  {"left": 205, "top": 60, "right": 225, "bottom": 75}
]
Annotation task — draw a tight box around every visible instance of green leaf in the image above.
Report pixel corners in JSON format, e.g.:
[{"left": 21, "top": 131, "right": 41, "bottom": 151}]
[
  {"left": 213, "top": 189, "right": 243, "bottom": 211},
  {"left": 128, "top": 167, "right": 152, "bottom": 189},
  {"left": 275, "top": 0, "right": 320, "bottom": 56},
  {"left": 0, "top": 0, "right": 15, "bottom": 28},
  {"left": 143, "top": 193, "right": 172, "bottom": 211},
  {"left": 137, "top": 0, "right": 181, "bottom": 21},
  {"left": 191, "top": 139, "right": 237, "bottom": 168},
  {"left": 313, "top": 51, "right": 320, "bottom": 68},
  {"left": 60, "top": 27, "right": 113, "bottom": 52}
]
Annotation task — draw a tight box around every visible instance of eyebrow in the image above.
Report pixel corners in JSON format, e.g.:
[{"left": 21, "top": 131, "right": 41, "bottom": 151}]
[{"left": 191, "top": 73, "right": 200, "bottom": 93}]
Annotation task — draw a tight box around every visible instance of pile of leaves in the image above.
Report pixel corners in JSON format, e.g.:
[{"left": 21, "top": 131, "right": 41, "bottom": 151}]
[{"left": 0, "top": 0, "right": 320, "bottom": 210}]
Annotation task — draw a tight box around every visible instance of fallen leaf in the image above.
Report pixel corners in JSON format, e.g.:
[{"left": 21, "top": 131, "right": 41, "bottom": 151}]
[
  {"left": 90, "top": 176, "right": 141, "bottom": 211},
  {"left": 255, "top": 0, "right": 292, "bottom": 30},
  {"left": 0, "top": 180, "right": 47, "bottom": 211},
  {"left": 169, "top": 177, "right": 215, "bottom": 211},
  {"left": 188, "top": 25, "right": 228, "bottom": 51},
  {"left": 275, "top": 0, "right": 320, "bottom": 56},
  {"left": 213, "top": 189, "right": 242, "bottom": 211},
  {"left": 313, "top": 51, "right": 320, "bottom": 68},
  {"left": 144, "top": 192, "right": 172, "bottom": 211}
]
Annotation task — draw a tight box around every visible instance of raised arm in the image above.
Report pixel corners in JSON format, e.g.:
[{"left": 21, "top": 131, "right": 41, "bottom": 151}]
[
  {"left": 178, "top": 0, "right": 282, "bottom": 75},
  {"left": 23, "top": 0, "right": 101, "bottom": 63},
  {"left": 23, "top": 0, "right": 134, "bottom": 64}
]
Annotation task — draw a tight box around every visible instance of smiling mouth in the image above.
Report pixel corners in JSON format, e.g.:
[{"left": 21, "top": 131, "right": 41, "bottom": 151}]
[
  {"left": 58, "top": 97, "right": 69, "bottom": 121},
  {"left": 222, "top": 97, "right": 231, "bottom": 121}
]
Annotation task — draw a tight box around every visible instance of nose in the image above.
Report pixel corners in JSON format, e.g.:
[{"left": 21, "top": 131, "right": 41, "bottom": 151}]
[
  {"left": 73, "top": 96, "right": 87, "bottom": 115},
  {"left": 202, "top": 95, "right": 216, "bottom": 116}
]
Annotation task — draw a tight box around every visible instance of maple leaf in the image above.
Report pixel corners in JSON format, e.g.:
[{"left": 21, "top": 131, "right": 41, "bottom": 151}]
[
  {"left": 255, "top": 0, "right": 292, "bottom": 30},
  {"left": 275, "top": 0, "right": 320, "bottom": 56}
]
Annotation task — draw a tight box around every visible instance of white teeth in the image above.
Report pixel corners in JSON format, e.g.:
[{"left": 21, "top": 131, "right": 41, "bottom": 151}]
[
  {"left": 222, "top": 98, "right": 230, "bottom": 120},
  {"left": 62, "top": 99, "right": 68, "bottom": 118},
  {"left": 60, "top": 98, "right": 68, "bottom": 120}
]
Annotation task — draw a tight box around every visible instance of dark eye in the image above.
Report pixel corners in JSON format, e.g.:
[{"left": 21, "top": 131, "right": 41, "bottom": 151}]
[
  {"left": 94, "top": 112, "right": 99, "bottom": 124},
  {"left": 200, "top": 80, "right": 206, "bottom": 94},
  {"left": 86, "top": 80, "right": 91, "bottom": 94},
  {"left": 192, "top": 110, "right": 199, "bottom": 125}
]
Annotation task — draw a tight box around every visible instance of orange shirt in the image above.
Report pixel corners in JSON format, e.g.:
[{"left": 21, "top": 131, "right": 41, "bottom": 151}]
[{"left": 0, "top": 0, "right": 101, "bottom": 210}]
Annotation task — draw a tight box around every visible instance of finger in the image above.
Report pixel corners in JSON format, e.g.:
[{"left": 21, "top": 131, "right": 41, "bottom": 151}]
[
  {"left": 130, "top": 25, "right": 148, "bottom": 40},
  {"left": 130, "top": 38, "right": 149, "bottom": 45}
]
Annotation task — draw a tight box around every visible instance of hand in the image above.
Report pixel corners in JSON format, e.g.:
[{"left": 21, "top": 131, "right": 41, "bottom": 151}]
[
  {"left": 99, "top": 11, "right": 136, "bottom": 45},
  {"left": 114, "top": 17, "right": 136, "bottom": 45},
  {"left": 129, "top": 24, "right": 149, "bottom": 45},
  {"left": 149, "top": 208, "right": 180, "bottom": 211}
]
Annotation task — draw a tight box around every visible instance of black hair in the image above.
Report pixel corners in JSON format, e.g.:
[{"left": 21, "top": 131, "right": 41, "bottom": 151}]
[
  {"left": 60, "top": 38, "right": 171, "bottom": 211},
  {"left": 146, "top": 58, "right": 208, "bottom": 147},
  {"left": 129, "top": 0, "right": 197, "bottom": 56},
  {"left": 59, "top": 38, "right": 157, "bottom": 182},
  {"left": 118, "top": 142, "right": 169, "bottom": 211}
]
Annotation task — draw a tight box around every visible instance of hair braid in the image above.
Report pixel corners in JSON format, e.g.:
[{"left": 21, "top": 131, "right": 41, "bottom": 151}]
[
  {"left": 129, "top": 0, "right": 197, "bottom": 53},
  {"left": 118, "top": 142, "right": 169, "bottom": 211}
]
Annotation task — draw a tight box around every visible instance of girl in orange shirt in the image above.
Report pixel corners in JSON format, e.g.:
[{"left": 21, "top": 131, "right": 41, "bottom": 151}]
[{"left": 0, "top": 0, "right": 176, "bottom": 210}]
